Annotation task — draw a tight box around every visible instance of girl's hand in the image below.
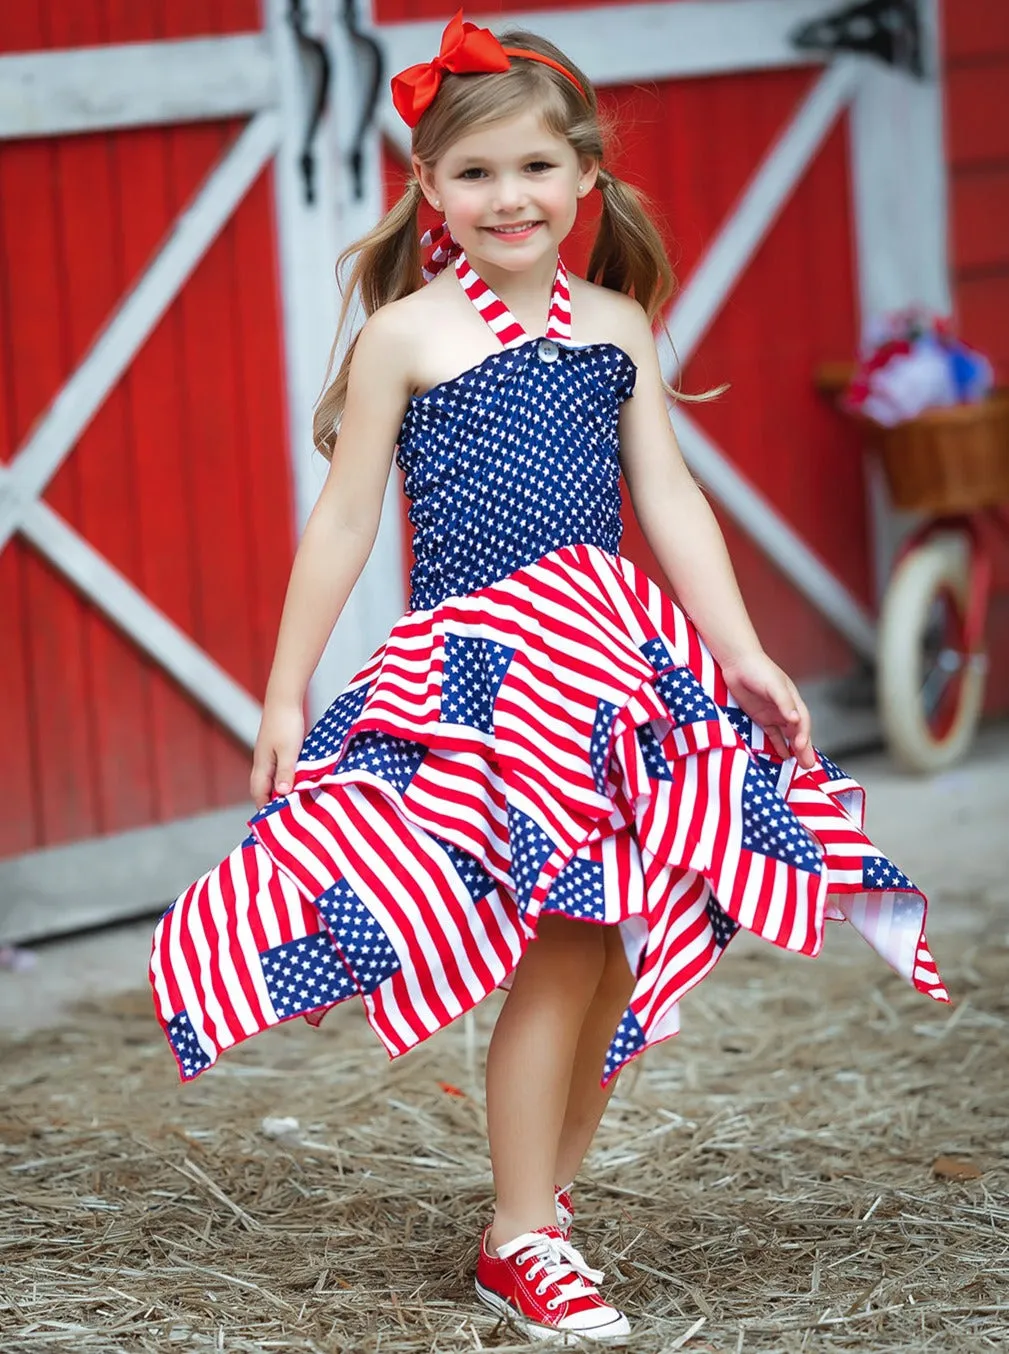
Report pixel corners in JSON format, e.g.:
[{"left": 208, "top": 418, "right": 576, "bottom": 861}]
[
  {"left": 250, "top": 702, "right": 305, "bottom": 809},
  {"left": 720, "top": 651, "right": 816, "bottom": 769}
]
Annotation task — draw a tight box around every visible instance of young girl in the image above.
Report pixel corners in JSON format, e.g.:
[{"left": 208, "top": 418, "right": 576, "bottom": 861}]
[{"left": 150, "top": 11, "right": 947, "bottom": 1343}]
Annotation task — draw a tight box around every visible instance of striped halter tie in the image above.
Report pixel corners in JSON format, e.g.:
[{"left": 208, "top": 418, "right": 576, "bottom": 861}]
[{"left": 453, "top": 246, "right": 573, "bottom": 349}]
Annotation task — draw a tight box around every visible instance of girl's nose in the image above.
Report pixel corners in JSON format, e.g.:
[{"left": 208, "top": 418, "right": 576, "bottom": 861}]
[{"left": 491, "top": 176, "right": 527, "bottom": 212}]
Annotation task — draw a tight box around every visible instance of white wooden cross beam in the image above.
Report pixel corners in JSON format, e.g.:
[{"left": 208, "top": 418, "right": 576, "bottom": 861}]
[{"left": 0, "top": 35, "right": 275, "bottom": 139}]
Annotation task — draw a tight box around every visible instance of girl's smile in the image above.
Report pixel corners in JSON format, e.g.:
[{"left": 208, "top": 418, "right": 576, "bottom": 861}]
[{"left": 482, "top": 221, "right": 543, "bottom": 239}]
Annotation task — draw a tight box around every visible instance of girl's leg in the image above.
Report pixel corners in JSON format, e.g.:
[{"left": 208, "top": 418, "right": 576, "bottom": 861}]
[
  {"left": 485, "top": 915, "right": 605, "bottom": 1250},
  {"left": 554, "top": 924, "right": 637, "bottom": 1189}
]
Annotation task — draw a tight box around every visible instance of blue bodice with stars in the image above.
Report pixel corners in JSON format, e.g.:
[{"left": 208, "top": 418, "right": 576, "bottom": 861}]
[{"left": 395, "top": 337, "right": 637, "bottom": 612}]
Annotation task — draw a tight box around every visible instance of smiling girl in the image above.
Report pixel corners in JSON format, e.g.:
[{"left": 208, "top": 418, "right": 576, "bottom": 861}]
[{"left": 150, "top": 11, "right": 947, "bottom": 1344}]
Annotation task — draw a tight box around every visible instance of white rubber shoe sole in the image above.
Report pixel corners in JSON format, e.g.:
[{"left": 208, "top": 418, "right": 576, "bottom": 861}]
[{"left": 475, "top": 1280, "right": 631, "bottom": 1345}]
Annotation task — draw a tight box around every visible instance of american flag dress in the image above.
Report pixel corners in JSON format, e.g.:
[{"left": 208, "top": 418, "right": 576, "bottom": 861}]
[{"left": 149, "top": 248, "right": 948, "bottom": 1084}]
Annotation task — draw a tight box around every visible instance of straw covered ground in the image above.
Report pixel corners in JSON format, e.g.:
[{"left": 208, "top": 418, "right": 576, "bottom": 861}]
[{"left": 2, "top": 919, "right": 1007, "bottom": 1353}]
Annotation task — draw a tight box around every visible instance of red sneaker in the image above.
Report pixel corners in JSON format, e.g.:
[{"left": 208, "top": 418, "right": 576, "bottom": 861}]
[
  {"left": 554, "top": 1185, "right": 575, "bottom": 1240},
  {"left": 475, "top": 1224, "right": 630, "bottom": 1344}
]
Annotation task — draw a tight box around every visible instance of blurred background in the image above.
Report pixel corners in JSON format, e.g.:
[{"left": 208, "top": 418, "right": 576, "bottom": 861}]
[{"left": 0, "top": 0, "right": 1007, "bottom": 948}]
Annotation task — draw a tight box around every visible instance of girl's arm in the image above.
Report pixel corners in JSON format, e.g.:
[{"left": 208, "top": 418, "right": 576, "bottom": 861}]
[
  {"left": 250, "top": 308, "right": 414, "bottom": 807},
  {"left": 614, "top": 299, "right": 815, "bottom": 768}
]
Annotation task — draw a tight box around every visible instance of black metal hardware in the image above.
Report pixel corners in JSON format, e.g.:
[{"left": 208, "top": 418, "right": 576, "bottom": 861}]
[
  {"left": 288, "top": 0, "right": 332, "bottom": 204},
  {"left": 792, "top": 0, "right": 925, "bottom": 78},
  {"left": 342, "top": 0, "right": 384, "bottom": 201}
]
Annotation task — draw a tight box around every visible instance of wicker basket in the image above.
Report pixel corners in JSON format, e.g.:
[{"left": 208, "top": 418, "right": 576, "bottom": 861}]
[{"left": 863, "top": 389, "right": 1009, "bottom": 514}]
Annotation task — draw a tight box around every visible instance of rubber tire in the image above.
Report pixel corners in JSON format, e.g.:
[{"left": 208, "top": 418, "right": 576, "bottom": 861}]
[{"left": 877, "top": 532, "right": 987, "bottom": 773}]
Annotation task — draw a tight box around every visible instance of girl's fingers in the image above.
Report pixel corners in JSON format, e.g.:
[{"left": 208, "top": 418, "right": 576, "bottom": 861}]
[
  {"left": 797, "top": 726, "right": 817, "bottom": 768},
  {"left": 786, "top": 679, "right": 804, "bottom": 720},
  {"left": 728, "top": 668, "right": 815, "bottom": 765},
  {"left": 249, "top": 739, "right": 298, "bottom": 809},
  {"left": 759, "top": 680, "right": 815, "bottom": 766},
  {"left": 788, "top": 685, "right": 809, "bottom": 735},
  {"left": 774, "top": 679, "right": 801, "bottom": 726},
  {"left": 764, "top": 723, "right": 790, "bottom": 760},
  {"left": 250, "top": 750, "right": 276, "bottom": 809},
  {"left": 274, "top": 740, "right": 301, "bottom": 797},
  {"left": 787, "top": 689, "right": 816, "bottom": 768}
]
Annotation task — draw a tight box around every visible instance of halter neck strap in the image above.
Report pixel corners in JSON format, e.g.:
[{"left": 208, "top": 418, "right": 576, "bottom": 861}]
[{"left": 453, "top": 247, "right": 572, "bottom": 349}]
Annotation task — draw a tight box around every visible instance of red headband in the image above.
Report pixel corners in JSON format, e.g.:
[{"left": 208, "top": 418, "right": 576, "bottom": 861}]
[{"left": 391, "top": 9, "right": 587, "bottom": 129}]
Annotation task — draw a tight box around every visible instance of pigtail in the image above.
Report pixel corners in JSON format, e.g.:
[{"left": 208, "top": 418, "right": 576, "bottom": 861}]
[
  {"left": 589, "top": 168, "right": 673, "bottom": 322},
  {"left": 313, "top": 179, "right": 425, "bottom": 458},
  {"left": 591, "top": 170, "right": 724, "bottom": 404}
]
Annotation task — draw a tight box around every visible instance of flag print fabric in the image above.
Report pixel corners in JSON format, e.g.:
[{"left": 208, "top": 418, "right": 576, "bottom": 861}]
[{"left": 150, "top": 247, "right": 947, "bottom": 1084}]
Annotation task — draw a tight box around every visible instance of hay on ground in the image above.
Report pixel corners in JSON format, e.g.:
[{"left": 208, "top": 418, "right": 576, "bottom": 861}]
[{"left": 1, "top": 918, "right": 1007, "bottom": 1352}]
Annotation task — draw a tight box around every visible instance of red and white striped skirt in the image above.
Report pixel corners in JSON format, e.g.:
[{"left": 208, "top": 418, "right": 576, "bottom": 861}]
[{"left": 149, "top": 544, "right": 947, "bottom": 1083}]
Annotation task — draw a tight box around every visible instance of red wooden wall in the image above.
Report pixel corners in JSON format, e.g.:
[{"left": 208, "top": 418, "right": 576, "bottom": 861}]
[
  {"left": 0, "top": 1, "right": 293, "bottom": 859},
  {"left": 379, "top": 0, "right": 864, "bottom": 688},
  {"left": 943, "top": 0, "right": 1009, "bottom": 712},
  {"left": 2, "top": 2, "right": 1006, "bottom": 866},
  {"left": 945, "top": 1, "right": 1009, "bottom": 379}
]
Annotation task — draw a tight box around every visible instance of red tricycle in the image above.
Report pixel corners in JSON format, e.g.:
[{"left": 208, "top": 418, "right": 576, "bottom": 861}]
[{"left": 817, "top": 365, "right": 1009, "bottom": 773}]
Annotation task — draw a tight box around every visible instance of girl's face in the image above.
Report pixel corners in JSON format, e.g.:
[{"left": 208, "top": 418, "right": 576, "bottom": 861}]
[{"left": 414, "top": 108, "right": 597, "bottom": 274}]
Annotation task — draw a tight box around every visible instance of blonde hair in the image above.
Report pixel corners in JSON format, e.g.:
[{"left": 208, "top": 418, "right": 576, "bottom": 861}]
[{"left": 314, "top": 27, "right": 693, "bottom": 458}]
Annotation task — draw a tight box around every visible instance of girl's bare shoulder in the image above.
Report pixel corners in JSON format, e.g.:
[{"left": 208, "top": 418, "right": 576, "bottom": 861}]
[
  {"left": 372, "top": 272, "right": 460, "bottom": 336},
  {"left": 367, "top": 276, "right": 468, "bottom": 377},
  {"left": 568, "top": 274, "right": 653, "bottom": 355},
  {"left": 370, "top": 274, "right": 498, "bottom": 398},
  {"left": 352, "top": 282, "right": 445, "bottom": 397}
]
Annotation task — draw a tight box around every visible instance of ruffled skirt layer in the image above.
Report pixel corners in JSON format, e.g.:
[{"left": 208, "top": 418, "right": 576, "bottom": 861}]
[{"left": 150, "top": 544, "right": 947, "bottom": 1082}]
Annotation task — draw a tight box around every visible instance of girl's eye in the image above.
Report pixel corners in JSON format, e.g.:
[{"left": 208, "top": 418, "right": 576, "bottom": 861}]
[{"left": 457, "top": 162, "right": 554, "bottom": 180}]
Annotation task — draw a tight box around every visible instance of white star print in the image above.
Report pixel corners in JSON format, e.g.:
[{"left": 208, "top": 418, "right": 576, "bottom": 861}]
[{"left": 395, "top": 340, "right": 636, "bottom": 611}]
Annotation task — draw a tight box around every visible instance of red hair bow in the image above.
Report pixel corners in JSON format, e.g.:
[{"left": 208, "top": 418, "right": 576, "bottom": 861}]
[
  {"left": 391, "top": 10, "right": 510, "bottom": 128},
  {"left": 391, "top": 8, "right": 585, "bottom": 128}
]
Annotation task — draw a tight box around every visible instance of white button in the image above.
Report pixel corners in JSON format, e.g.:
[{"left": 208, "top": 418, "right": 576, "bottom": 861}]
[{"left": 537, "top": 338, "right": 559, "bottom": 362}]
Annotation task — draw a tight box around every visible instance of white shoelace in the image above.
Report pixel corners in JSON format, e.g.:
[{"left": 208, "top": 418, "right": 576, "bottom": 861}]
[
  {"left": 496, "top": 1232, "right": 605, "bottom": 1310},
  {"left": 554, "top": 1184, "right": 575, "bottom": 1233}
]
